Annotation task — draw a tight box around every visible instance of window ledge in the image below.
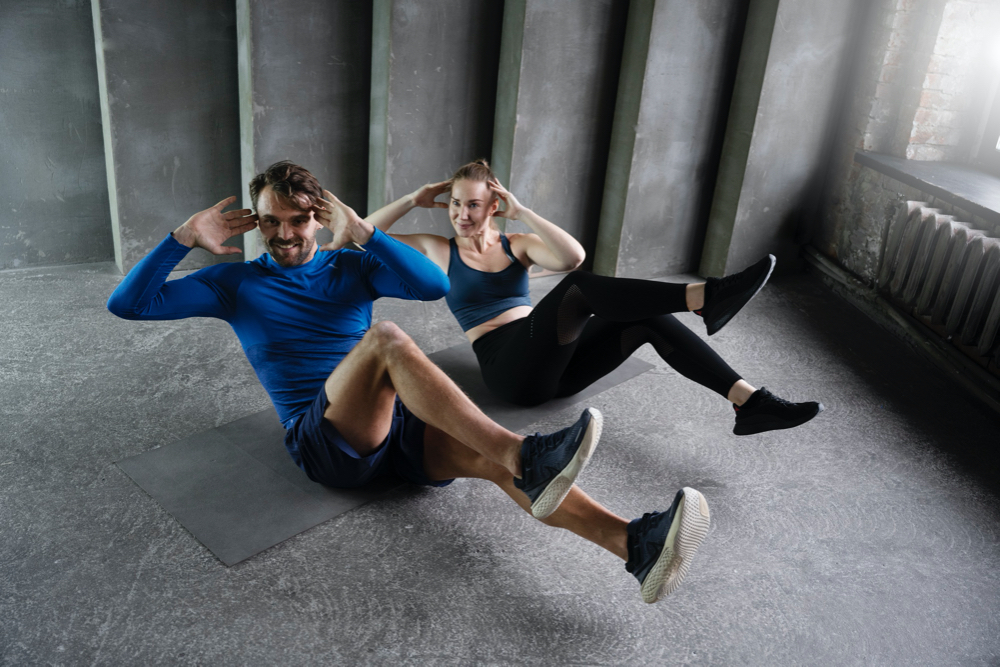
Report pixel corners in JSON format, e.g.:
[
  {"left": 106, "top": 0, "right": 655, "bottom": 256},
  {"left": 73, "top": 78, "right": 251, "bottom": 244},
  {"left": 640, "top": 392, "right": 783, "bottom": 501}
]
[{"left": 855, "top": 152, "right": 1000, "bottom": 228}]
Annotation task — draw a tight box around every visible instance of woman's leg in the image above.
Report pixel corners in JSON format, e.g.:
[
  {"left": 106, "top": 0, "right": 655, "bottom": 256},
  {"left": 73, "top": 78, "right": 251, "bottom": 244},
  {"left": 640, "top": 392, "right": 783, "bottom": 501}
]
[
  {"left": 477, "top": 272, "right": 689, "bottom": 405},
  {"left": 552, "top": 314, "right": 824, "bottom": 434},
  {"left": 554, "top": 314, "right": 743, "bottom": 399},
  {"left": 477, "top": 266, "right": 776, "bottom": 406}
]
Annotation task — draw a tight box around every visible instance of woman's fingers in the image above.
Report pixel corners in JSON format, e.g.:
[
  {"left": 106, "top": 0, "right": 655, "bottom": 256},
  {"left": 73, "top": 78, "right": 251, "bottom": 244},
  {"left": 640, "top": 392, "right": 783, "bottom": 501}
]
[{"left": 487, "top": 179, "right": 510, "bottom": 200}]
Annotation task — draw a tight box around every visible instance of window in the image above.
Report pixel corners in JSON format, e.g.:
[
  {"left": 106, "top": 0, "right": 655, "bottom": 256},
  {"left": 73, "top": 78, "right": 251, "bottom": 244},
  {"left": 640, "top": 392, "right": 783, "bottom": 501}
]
[
  {"left": 976, "top": 87, "right": 1000, "bottom": 174},
  {"left": 974, "top": 47, "right": 1000, "bottom": 176}
]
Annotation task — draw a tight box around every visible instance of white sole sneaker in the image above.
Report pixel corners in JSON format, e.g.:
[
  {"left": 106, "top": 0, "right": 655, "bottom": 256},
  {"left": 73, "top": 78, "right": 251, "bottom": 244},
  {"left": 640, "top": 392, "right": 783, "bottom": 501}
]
[
  {"left": 640, "top": 487, "right": 711, "bottom": 603},
  {"left": 530, "top": 408, "right": 603, "bottom": 519}
]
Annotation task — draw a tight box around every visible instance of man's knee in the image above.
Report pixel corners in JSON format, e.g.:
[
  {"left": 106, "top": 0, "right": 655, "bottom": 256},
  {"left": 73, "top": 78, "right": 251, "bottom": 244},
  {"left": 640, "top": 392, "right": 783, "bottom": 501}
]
[{"left": 364, "top": 320, "right": 414, "bottom": 355}]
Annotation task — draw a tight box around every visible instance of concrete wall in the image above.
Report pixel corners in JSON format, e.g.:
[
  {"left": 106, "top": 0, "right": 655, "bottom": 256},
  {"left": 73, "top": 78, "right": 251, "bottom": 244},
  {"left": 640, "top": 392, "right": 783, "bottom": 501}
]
[
  {"left": 701, "top": 0, "right": 868, "bottom": 277},
  {"left": 238, "top": 0, "right": 372, "bottom": 259},
  {"left": 0, "top": 1, "right": 112, "bottom": 270},
  {"left": 368, "top": 0, "right": 503, "bottom": 236},
  {"left": 491, "top": 0, "right": 627, "bottom": 264},
  {"left": 94, "top": 0, "right": 243, "bottom": 274},
  {"left": 595, "top": 0, "right": 747, "bottom": 278}
]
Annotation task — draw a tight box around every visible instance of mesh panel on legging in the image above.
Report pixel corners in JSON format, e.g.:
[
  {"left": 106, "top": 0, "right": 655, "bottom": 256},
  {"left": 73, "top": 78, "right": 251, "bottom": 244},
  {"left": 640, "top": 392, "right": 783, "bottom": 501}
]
[
  {"left": 473, "top": 271, "right": 707, "bottom": 406},
  {"left": 554, "top": 314, "right": 742, "bottom": 399},
  {"left": 546, "top": 271, "right": 688, "bottom": 346}
]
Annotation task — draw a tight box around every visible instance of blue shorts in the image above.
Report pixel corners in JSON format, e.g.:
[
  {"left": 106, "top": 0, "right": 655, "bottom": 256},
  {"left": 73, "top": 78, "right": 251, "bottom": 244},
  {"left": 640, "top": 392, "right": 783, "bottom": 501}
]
[{"left": 284, "top": 388, "right": 453, "bottom": 489}]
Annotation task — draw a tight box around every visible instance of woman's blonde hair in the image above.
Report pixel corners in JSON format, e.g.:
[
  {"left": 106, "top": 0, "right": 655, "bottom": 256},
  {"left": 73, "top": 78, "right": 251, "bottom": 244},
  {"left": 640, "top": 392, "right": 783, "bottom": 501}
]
[{"left": 450, "top": 159, "right": 498, "bottom": 204}]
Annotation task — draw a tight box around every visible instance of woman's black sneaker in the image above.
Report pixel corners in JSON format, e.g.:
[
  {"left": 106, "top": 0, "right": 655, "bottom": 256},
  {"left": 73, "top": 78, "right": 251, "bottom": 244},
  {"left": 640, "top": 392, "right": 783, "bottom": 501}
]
[
  {"left": 697, "top": 254, "right": 775, "bottom": 335},
  {"left": 514, "top": 408, "right": 602, "bottom": 519},
  {"left": 733, "top": 387, "right": 824, "bottom": 435},
  {"left": 626, "top": 488, "right": 711, "bottom": 603}
]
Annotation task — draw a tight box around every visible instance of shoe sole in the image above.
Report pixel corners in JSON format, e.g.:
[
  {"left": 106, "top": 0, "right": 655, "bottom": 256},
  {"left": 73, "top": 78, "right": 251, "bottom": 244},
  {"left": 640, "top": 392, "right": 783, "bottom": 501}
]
[
  {"left": 640, "top": 487, "right": 711, "bottom": 603},
  {"left": 733, "top": 402, "right": 825, "bottom": 436},
  {"left": 530, "top": 408, "right": 603, "bottom": 520},
  {"left": 707, "top": 255, "right": 775, "bottom": 336}
]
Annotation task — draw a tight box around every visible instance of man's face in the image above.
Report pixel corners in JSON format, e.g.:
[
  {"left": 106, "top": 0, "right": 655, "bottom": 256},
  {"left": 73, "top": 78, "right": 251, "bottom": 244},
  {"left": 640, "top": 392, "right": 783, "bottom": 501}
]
[{"left": 256, "top": 185, "right": 324, "bottom": 267}]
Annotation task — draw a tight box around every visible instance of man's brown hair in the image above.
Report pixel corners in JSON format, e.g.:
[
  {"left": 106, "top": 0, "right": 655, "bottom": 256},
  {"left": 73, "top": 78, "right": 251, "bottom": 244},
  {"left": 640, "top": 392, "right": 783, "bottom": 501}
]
[{"left": 249, "top": 161, "right": 323, "bottom": 211}]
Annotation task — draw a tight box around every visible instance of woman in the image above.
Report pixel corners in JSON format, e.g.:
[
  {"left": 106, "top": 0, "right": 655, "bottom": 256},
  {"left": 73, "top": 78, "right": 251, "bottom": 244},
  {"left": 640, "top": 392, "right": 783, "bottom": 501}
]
[{"left": 368, "top": 160, "right": 822, "bottom": 435}]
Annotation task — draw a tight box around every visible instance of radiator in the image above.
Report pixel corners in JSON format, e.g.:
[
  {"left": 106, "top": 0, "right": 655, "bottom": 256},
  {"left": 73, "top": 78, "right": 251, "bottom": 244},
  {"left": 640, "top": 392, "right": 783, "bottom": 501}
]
[{"left": 877, "top": 201, "right": 1000, "bottom": 366}]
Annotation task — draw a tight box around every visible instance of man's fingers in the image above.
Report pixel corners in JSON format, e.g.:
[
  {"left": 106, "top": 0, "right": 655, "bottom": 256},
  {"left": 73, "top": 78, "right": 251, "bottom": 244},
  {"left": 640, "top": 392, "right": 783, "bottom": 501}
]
[
  {"left": 224, "top": 208, "right": 253, "bottom": 220},
  {"left": 213, "top": 195, "right": 237, "bottom": 210},
  {"left": 220, "top": 246, "right": 243, "bottom": 255},
  {"left": 226, "top": 213, "right": 257, "bottom": 227},
  {"left": 231, "top": 219, "right": 258, "bottom": 235}
]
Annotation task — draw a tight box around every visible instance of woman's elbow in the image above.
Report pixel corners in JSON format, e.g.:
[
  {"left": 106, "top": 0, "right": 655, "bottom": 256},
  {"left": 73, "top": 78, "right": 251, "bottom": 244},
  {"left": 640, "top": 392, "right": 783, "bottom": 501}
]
[{"left": 563, "top": 249, "right": 586, "bottom": 272}]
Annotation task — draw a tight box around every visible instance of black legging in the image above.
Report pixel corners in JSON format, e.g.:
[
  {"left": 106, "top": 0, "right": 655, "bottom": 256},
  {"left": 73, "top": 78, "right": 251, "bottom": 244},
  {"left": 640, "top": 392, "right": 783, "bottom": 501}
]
[{"left": 471, "top": 271, "right": 742, "bottom": 407}]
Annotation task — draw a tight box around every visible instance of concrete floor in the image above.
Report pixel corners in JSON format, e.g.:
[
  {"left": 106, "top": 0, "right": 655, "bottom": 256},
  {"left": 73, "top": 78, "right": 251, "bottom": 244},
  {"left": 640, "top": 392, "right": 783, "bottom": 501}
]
[{"left": 2, "top": 260, "right": 999, "bottom": 665}]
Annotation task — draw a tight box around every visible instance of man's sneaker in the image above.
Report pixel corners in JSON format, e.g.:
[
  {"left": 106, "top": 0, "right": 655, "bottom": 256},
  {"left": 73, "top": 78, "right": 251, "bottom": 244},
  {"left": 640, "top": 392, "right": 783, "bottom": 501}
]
[
  {"left": 626, "top": 488, "right": 711, "bottom": 603},
  {"left": 514, "top": 408, "right": 602, "bottom": 519},
  {"left": 733, "top": 387, "right": 824, "bottom": 435},
  {"left": 696, "top": 254, "right": 776, "bottom": 335}
]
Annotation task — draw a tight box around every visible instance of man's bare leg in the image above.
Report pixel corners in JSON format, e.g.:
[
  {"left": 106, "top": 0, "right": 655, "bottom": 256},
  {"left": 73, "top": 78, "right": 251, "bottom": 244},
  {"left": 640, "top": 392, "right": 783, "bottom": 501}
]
[
  {"left": 323, "top": 320, "right": 523, "bottom": 475},
  {"left": 423, "top": 424, "right": 711, "bottom": 603},
  {"left": 422, "top": 423, "right": 628, "bottom": 560}
]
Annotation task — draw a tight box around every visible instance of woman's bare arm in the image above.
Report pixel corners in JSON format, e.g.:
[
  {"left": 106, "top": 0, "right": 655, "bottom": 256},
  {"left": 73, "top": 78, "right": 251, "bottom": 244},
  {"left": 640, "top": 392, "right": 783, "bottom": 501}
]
[
  {"left": 489, "top": 179, "right": 585, "bottom": 271},
  {"left": 363, "top": 181, "right": 453, "bottom": 270}
]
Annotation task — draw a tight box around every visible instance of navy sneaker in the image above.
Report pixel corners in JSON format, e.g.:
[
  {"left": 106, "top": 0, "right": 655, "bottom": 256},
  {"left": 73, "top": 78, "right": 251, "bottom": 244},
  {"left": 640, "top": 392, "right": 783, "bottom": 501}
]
[
  {"left": 514, "top": 408, "right": 602, "bottom": 519},
  {"left": 626, "top": 488, "right": 711, "bottom": 603},
  {"left": 733, "top": 387, "right": 824, "bottom": 435},
  {"left": 697, "top": 254, "right": 775, "bottom": 335}
]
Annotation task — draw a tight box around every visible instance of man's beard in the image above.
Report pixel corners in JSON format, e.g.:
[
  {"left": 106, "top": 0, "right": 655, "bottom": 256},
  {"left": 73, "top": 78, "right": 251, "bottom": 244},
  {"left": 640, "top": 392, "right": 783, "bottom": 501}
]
[{"left": 264, "top": 236, "right": 317, "bottom": 267}]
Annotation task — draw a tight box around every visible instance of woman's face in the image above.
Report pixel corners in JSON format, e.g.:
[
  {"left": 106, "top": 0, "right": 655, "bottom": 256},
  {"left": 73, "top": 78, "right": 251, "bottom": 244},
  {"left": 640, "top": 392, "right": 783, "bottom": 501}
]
[{"left": 449, "top": 179, "right": 497, "bottom": 237}]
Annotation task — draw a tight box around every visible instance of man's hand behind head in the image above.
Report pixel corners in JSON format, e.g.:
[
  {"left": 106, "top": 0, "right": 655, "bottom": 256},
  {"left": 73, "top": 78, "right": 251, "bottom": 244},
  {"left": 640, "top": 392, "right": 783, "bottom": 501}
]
[
  {"left": 173, "top": 196, "right": 259, "bottom": 255},
  {"left": 313, "top": 189, "right": 374, "bottom": 252}
]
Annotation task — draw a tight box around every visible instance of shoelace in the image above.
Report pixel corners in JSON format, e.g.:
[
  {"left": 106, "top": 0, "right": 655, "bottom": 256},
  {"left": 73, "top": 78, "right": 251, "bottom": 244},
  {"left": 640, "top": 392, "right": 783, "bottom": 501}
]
[
  {"left": 760, "top": 390, "right": 796, "bottom": 408},
  {"left": 709, "top": 271, "right": 745, "bottom": 297}
]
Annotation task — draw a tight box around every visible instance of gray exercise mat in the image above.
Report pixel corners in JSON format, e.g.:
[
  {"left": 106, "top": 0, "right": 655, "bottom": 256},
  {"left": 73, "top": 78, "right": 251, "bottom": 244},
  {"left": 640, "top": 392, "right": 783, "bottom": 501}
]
[
  {"left": 431, "top": 345, "right": 654, "bottom": 432},
  {"left": 116, "top": 344, "right": 652, "bottom": 566}
]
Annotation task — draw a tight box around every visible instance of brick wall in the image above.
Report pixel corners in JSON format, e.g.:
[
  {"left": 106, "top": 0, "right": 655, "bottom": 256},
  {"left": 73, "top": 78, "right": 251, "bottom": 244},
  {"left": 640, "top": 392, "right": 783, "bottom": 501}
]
[
  {"left": 904, "top": 0, "right": 998, "bottom": 160},
  {"left": 816, "top": 0, "right": 998, "bottom": 283}
]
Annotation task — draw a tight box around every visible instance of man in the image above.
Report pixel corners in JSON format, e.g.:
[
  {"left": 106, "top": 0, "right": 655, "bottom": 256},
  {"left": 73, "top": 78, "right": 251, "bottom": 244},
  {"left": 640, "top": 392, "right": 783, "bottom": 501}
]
[{"left": 108, "top": 161, "right": 710, "bottom": 603}]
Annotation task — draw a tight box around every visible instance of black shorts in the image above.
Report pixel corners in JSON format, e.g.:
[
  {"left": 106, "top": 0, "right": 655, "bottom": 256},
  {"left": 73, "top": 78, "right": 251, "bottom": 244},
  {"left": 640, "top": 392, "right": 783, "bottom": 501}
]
[{"left": 284, "top": 388, "right": 453, "bottom": 489}]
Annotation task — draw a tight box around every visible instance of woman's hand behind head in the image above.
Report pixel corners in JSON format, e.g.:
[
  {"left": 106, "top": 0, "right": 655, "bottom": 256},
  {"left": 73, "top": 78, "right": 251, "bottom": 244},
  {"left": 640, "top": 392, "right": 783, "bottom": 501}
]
[{"left": 411, "top": 181, "right": 451, "bottom": 209}]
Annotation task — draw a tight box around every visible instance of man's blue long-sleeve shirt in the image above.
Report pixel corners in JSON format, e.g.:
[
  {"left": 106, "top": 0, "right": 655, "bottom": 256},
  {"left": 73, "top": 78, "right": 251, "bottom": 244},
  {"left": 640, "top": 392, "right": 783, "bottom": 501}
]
[{"left": 107, "top": 229, "right": 449, "bottom": 426}]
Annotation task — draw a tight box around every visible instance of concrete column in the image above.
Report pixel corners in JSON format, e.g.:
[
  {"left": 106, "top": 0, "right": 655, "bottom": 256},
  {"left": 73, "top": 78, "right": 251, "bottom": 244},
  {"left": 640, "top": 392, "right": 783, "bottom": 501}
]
[
  {"left": 92, "top": 0, "right": 242, "bottom": 274},
  {"left": 237, "top": 0, "right": 373, "bottom": 260},
  {"left": 594, "top": 0, "right": 748, "bottom": 278},
  {"left": 368, "top": 0, "right": 503, "bottom": 236},
  {"left": 0, "top": 0, "right": 111, "bottom": 270},
  {"left": 700, "top": 0, "right": 867, "bottom": 277},
  {"left": 491, "top": 0, "right": 627, "bottom": 264}
]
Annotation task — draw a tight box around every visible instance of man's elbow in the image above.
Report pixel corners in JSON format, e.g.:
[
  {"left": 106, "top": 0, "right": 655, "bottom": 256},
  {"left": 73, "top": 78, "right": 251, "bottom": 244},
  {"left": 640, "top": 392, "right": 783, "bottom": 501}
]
[
  {"left": 425, "top": 275, "right": 450, "bottom": 301},
  {"left": 106, "top": 292, "right": 138, "bottom": 319}
]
